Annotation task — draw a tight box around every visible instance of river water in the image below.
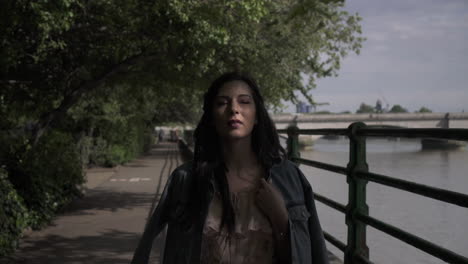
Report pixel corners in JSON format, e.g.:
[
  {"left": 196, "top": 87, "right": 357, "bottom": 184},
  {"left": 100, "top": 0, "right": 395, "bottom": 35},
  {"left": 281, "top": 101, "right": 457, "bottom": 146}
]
[{"left": 298, "top": 138, "right": 468, "bottom": 264}]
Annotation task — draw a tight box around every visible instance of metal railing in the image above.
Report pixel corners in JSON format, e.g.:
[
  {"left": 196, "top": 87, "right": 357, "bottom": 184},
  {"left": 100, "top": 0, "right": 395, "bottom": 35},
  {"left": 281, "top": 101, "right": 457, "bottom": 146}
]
[{"left": 277, "top": 122, "right": 468, "bottom": 264}]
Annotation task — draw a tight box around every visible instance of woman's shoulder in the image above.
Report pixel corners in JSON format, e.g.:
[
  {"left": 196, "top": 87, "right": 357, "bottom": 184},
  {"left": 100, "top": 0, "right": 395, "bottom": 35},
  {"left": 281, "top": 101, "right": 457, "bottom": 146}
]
[
  {"left": 172, "top": 162, "right": 193, "bottom": 174},
  {"left": 165, "top": 162, "right": 194, "bottom": 199},
  {"left": 270, "top": 159, "right": 308, "bottom": 186},
  {"left": 169, "top": 162, "right": 194, "bottom": 182},
  {"left": 270, "top": 158, "right": 300, "bottom": 173}
]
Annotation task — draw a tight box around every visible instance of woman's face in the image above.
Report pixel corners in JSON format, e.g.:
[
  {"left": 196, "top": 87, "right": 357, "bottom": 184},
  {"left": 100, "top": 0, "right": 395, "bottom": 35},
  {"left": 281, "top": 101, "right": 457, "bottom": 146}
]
[{"left": 212, "top": 80, "right": 257, "bottom": 141}]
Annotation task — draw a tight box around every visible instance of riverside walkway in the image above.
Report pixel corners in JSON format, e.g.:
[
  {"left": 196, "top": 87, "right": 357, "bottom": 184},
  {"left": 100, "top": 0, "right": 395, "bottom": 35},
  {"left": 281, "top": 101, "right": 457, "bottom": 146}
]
[{"left": 1, "top": 142, "right": 181, "bottom": 264}]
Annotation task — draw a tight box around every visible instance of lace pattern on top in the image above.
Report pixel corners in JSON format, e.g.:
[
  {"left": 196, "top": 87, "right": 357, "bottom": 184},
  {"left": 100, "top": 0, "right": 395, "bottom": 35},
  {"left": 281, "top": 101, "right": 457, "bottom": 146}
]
[{"left": 200, "top": 189, "right": 275, "bottom": 264}]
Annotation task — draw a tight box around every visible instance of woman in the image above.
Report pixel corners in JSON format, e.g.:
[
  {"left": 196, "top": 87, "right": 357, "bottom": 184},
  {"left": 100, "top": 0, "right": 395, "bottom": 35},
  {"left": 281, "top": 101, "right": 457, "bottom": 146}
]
[{"left": 132, "top": 72, "right": 328, "bottom": 264}]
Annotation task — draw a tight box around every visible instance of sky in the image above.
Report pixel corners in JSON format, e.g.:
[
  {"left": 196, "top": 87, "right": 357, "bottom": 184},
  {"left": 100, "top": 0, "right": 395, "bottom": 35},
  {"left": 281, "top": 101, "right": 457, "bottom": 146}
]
[{"left": 285, "top": 0, "right": 468, "bottom": 113}]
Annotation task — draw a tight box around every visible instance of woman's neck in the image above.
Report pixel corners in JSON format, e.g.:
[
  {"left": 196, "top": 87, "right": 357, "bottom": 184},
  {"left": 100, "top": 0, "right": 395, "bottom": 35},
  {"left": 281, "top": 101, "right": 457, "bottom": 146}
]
[{"left": 221, "top": 137, "right": 259, "bottom": 172}]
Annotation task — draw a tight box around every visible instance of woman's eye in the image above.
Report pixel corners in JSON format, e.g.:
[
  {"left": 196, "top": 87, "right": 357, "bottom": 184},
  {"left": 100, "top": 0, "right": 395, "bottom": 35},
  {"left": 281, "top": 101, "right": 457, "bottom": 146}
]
[
  {"left": 216, "top": 101, "right": 228, "bottom": 106},
  {"left": 239, "top": 98, "right": 252, "bottom": 104},
  {"left": 238, "top": 95, "right": 253, "bottom": 104}
]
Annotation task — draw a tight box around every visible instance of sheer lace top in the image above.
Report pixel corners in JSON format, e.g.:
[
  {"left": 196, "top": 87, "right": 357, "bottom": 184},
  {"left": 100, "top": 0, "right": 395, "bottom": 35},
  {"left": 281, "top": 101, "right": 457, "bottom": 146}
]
[{"left": 200, "top": 188, "right": 275, "bottom": 264}]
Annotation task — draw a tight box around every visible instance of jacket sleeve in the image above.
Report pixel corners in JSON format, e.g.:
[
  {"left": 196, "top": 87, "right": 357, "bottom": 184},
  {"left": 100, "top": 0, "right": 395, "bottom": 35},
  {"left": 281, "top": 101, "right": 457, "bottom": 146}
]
[
  {"left": 131, "top": 170, "right": 176, "bottom": 264},
  {"left": 297, "top": 166, "right": 329, "bottom": 264}
]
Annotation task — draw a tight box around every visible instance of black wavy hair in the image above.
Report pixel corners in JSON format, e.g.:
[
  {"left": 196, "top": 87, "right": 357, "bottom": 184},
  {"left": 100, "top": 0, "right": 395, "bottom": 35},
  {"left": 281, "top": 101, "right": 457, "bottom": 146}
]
[{"left": 188, "top": 71, "right": 286, "bottom": 234}]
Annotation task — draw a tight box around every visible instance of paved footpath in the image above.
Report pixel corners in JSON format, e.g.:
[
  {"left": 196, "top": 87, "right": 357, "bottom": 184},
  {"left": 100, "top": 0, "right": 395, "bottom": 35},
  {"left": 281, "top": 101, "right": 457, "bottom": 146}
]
[{"left": 1, "top": 142, "right": 180, "bottom": 264}]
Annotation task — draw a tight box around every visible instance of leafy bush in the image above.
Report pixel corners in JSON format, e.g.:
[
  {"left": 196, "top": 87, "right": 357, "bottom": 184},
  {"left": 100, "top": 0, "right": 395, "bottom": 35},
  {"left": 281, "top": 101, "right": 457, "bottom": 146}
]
[
  {"left": 0, "top": 168, "right": 29, "bottom": 257},
  {"left": 87, "top": 119, "right": 155, "bottom": 167},
  {"left": 105, "top": 145, "right": 127, "bottom": 167},
  {"left": 8, "top": 130, "right": 84, "bottom": 229}
]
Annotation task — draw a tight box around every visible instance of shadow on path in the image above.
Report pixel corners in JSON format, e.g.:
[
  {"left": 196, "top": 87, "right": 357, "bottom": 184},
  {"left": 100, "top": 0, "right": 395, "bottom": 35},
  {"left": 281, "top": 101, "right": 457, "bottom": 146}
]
[
  {"left": 61, "top": 190, "right": 156, "bottom": 216},
  {"left": 0, "top": 229, "right": 164, "bottom": 264}
]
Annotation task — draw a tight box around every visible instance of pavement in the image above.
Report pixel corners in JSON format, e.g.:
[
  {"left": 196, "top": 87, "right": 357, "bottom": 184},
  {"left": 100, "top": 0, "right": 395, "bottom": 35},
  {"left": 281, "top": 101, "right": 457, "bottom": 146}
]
[{"left": 0, "top": 142, "right": 181, "bottom": 264}]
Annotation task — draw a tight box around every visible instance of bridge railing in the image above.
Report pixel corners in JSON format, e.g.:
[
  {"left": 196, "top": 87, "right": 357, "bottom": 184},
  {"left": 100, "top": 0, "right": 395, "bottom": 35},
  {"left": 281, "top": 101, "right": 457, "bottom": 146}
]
[{"left": 277, "top": 122, "right": 468, "bottom": 264}]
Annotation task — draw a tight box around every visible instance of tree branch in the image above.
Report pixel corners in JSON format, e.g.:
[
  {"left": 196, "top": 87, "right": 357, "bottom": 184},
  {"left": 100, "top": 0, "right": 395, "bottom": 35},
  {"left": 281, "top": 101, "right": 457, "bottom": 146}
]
[{"left": 31, "top": 53, "right": 158, "bottom": 144}]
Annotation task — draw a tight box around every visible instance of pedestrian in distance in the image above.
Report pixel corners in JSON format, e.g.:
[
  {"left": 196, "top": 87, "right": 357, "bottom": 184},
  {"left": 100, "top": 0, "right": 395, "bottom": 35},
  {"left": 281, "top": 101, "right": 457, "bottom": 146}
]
[
  {"left": 132, "top": 72, "right": 328, "bottom": 264},
  {"left": 158, "top": 129, "right": 165, "bottom": 142}
]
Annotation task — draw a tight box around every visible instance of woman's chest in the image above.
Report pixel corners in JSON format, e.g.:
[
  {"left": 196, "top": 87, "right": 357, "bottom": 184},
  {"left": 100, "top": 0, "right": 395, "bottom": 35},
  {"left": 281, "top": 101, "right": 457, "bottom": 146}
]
[{"left": 201, "top": 191, "right": 275, "bottom": 264}]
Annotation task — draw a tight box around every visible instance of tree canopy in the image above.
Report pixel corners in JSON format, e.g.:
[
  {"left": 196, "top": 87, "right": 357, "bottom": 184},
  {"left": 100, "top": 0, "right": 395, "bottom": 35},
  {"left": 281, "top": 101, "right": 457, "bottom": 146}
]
[
  {"left": 1, "top": 0, "right": 364, "bottom": 141},
  {"left": 416, "top": 106, "right": 432, "bottom": 113},
  {"left": 389, "top": 104, "right": 408, "bottom": 113},
  {"left": 356, "top": 103, "right": 375, "bottom": 114}
]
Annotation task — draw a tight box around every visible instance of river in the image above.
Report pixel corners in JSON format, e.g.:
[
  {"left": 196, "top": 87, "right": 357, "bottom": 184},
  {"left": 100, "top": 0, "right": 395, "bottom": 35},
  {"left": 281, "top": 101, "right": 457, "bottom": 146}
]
[{"left": 298, "top": 138, "right": 468, "bottom": 264}]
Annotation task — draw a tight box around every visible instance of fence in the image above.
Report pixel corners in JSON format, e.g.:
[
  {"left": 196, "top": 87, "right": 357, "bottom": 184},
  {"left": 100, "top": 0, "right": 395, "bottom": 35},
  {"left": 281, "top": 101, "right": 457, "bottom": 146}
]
[{"left": 277, "top": 122, "right": 468, "bottom": 264}]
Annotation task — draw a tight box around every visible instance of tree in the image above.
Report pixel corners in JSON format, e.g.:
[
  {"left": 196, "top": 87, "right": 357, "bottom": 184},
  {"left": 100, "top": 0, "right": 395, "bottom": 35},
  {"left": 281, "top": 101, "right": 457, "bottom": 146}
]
[
  {"left": 389, "top": 104, "right": 408, "bottom": 113},
  {"left": 416, "top": 106, "right": 432, "bottom": 113},
  {"left": 1, "top": 0, "right": 364, "bottom": 142},
  {"left": 356, "top": 103, "right": 375, "bottom": 113}
]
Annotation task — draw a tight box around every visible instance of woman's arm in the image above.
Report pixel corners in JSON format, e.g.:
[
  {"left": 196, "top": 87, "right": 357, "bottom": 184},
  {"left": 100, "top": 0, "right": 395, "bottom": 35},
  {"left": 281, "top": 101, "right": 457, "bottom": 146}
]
[
  {"left": 131, "top": 171, "right": 175, "bottom": 264},
  {"left": 297, "top": 167, "right": 329, "bottom": 264}
]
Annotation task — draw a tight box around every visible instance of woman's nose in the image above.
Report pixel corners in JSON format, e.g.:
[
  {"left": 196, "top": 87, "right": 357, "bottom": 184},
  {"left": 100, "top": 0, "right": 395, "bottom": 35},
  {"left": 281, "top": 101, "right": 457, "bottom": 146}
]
[{"left": 230, "top": 102, "right": 240, "bottom": 114}]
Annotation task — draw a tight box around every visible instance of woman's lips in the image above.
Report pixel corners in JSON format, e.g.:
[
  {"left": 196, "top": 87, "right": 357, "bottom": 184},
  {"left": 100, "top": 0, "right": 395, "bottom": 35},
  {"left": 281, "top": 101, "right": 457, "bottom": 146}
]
[{"left": 227, "top": 120, "right": 242, "bottom": 128}]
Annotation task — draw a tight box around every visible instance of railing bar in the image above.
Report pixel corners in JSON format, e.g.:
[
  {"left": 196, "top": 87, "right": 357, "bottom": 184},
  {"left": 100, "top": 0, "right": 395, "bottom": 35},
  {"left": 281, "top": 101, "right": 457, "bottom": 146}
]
[
  {"left": 277, "top": 128, "right": 348, "bottom": 136},
  {"left": 354, "top": 253, "right": 374, "bottom": 264},
  {"left": 323, "top": 231, "right": 346, "bottom": 252},
  {"left": 358, "top": 128, "right": 468, "bottom": 141},
  {"left": 314, "top": 193, "right": 346, "bottom": 213},
  {"left": 293, "top": 157, "right": 348, "bottom": 175},
  {"left": 356, "top": 170, "right": 468, "bottom": 208},
  {"left": 294, "top": 129, "right": 349, "bottom": 136},
  {"left": 278, "top": 127, "right": 468, "bottom": 141},
  {"left": 356, "top": 214, "right": 468, "bottom": 264}
]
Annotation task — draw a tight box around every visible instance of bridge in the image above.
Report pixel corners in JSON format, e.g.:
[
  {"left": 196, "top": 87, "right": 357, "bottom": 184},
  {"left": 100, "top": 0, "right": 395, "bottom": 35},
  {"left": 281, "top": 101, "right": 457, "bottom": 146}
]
[{"left": 272, "top": 112, "right": 468, "bottom": 130}]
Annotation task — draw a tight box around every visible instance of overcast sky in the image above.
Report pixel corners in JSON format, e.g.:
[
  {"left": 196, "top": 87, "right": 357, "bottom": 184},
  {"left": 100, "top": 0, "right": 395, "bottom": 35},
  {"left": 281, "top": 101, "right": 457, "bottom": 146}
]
[{"left": 285, "top": 0, "right": 468, "bottom": 113}]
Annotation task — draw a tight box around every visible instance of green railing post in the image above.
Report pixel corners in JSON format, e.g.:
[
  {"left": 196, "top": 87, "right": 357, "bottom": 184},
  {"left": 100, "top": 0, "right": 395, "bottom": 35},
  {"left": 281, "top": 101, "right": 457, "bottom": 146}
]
[
  {"left": 287, "top": 125, "right": 301, "bottom": 163},
  {"left": 345, "top": 122, "right": 370, "bottom": 263}
]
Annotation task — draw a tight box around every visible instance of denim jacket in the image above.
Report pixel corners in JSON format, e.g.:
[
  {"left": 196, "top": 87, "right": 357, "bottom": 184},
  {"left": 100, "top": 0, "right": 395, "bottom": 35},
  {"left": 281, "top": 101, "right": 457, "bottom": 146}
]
[{"left": 131, "top": 159, "right": 329, "bottom": 264}]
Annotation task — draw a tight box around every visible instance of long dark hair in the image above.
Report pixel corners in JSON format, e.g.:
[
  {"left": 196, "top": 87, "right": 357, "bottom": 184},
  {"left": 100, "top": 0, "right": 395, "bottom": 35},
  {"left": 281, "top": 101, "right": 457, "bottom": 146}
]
[{"left": 189, "top": 72, "right": 286, "bottom": 234}]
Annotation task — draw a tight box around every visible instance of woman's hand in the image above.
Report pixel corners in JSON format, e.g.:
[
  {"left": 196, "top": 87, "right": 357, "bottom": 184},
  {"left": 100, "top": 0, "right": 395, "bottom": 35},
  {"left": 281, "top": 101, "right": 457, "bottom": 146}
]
[
  {"left": 256, "top": 178, "right": 291, "bottom": 263},
  {"left": 255, "top": 178, "right": 289, "bottom": 229}
]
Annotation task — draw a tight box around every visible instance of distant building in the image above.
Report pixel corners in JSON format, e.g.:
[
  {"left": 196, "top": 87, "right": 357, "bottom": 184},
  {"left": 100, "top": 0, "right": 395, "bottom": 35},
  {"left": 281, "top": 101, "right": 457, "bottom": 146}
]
[
  {"left": 296, "top": 101, "right": 312, "bottom": 113},
  {"left": 375, "top": 100, "right": 383, "bottom": 113}
]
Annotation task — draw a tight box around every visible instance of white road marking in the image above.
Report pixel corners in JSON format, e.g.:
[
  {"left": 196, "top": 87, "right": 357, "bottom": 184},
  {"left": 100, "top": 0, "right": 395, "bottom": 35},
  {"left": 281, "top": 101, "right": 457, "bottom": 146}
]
[{"left": 110, "top": 177, "right": 151, "bottom": 182}]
